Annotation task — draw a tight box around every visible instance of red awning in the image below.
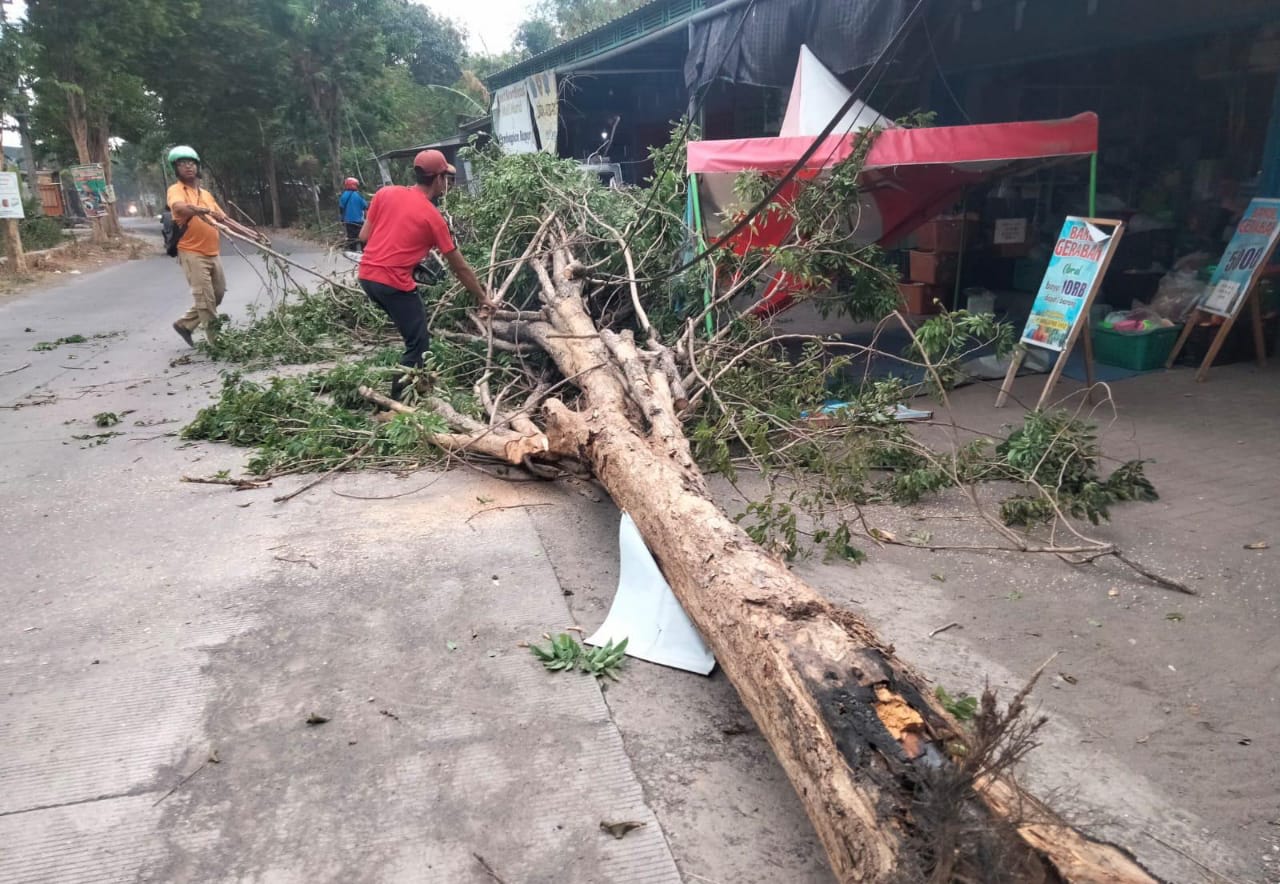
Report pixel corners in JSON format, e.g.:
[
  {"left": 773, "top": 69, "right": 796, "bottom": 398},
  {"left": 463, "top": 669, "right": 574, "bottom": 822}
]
[
  {"left": 686, "top": 114, "right": 1099, "bottom": 314},
  {"left": 687, "top": 113, "right": 1098, "bottom": 175},
  {"left": 687, "top": 114, "right": 1098, "bottom": 245}
]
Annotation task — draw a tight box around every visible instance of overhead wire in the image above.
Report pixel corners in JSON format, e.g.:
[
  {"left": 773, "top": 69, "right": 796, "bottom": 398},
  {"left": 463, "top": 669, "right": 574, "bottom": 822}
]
[
  {"left": 635, "top": 0, "right": 929, "bottom": 284},
  {"left": 922, "top": 11, "right": 972, "bottom": 124}
]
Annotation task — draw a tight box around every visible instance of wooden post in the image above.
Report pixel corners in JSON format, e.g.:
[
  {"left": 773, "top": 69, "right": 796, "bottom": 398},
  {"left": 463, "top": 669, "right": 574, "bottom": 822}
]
[
  {"left": 1164, "top": 309, "right": 1201, "bottom": 369},
  {"left": 1195, "top": 310, "right": 1244, "bottom": 383},
  {"left": 994, "top": 347, "right": 1026, "bottom": 408},
  {"left": 1249, "top": 286, "right": 1268, "bottom": 368},
  {"left": 1081, "top": 315, "right": 1097, "bottom": 403},
  {"left": 3, "top": 219, "right": 26, "bottom": 274}
]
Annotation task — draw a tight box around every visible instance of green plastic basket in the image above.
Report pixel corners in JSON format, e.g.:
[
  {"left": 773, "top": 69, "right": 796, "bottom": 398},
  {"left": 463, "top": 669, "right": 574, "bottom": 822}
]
[{"left": 1091, "top": 324, "right": 1182, "bottom": 371}]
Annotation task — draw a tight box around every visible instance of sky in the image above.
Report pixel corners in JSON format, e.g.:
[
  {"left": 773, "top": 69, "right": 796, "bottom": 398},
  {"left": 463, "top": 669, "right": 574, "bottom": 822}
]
[
  {"left": 419, "top": 0, "right": 535, "bottom": 54},
  {"left": 2, "top": 0, "right": 527, "bottom": 51},
  {"left": 3, "top": 0, "right": 532, "bottom": 53},
  {"left": 1, "top": 0, "right": 532, "bottom": 150}
]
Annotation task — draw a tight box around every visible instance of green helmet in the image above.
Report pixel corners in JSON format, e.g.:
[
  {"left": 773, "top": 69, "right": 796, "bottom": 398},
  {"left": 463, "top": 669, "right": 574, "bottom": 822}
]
[{"left": 167, "top": 145, "right": 200, "bottom": 167}]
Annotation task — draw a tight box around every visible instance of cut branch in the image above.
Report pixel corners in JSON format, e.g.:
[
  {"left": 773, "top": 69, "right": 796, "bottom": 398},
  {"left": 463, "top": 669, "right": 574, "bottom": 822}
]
[{"left": 358, "top": 386, "right": 548, "bottom": 465}]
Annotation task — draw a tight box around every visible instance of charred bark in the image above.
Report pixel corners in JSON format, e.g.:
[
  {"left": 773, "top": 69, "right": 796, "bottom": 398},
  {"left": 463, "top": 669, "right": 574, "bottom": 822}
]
[{"left": 474, "top": 238, "right": 1159, "bottom": 884}]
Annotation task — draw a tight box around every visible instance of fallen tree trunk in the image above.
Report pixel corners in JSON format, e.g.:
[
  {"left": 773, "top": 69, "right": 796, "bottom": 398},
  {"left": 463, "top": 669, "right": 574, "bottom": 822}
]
[
  {"left": 510, "top": 241, "right": 1157, "bottom": 883},
  {"left": 201, "top": 145, "right": 1164, "bottom": 881},
  {"left": 542, "top": 396, "right": 1155, "bottom": 882}
]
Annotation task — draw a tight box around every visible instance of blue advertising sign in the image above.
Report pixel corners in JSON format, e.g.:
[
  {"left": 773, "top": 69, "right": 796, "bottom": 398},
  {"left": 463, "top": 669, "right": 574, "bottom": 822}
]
[
  {"left": 1020, "top": 217, "right": 1121, "bottom": 352},
  {"left": 1201, "top": 198, "right": 1280, "bottom": 318}
]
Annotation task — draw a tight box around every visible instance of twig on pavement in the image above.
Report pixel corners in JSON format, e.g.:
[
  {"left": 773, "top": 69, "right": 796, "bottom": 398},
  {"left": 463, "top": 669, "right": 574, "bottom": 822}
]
[
  {"left": 273, "top": 443, "right": 371, "bottom": 503},
  {"left": 181, "top": 475, "right": 272, "bottom": 490},
  {"left": 465, "top": 502, "right": 554, "bottom": 523},
  {"left": 153, "top": 752, "right": 219, "bottom": 807},
  {"left": 472, "top": 853, "right": 507, "bottom": 884}
]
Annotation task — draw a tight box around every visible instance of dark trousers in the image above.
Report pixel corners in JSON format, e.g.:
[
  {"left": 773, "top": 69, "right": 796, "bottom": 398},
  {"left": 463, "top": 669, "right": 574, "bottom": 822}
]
[
  {"left": 343, "top": 222, "right": 363, "bottom": 251},
  {"left": 360, "top": 279, "right": 429, "bottom": 398}
]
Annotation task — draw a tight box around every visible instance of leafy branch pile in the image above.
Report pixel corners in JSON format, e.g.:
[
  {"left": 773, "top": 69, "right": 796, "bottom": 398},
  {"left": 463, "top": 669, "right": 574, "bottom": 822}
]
[
  {"left": 188, "top": 129, "right": 1160, "bottom": 570},
  {"left": 179, "top": 124, "right": 1172, "bottom": 879},
  {"left": 183, "top": 353, "right": 446, "bottom": 476},
  {"left": 200, "top": 279, "right": 391, "bottom": 365}
]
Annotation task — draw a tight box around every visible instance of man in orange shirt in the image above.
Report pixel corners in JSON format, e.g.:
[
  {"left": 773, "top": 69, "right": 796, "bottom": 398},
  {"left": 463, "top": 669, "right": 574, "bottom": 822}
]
[{"left": 165, "top": 145, "right": 229, "bottom": 347}]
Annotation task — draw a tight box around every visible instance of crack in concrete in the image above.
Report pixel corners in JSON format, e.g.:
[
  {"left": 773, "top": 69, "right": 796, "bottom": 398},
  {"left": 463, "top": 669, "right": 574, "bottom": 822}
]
[{"left": 0, "top": 786, "right": 158, "bottom": 819}]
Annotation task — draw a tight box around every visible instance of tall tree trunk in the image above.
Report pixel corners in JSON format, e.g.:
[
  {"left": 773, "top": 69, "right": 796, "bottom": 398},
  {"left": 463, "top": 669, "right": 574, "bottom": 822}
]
[
  {"left": 89, "top": 120, "right": 120, "bottom": 238},
  {"left": 325, "top": 83, "right": 344, "bottom": 194},
  {"left": 264, "top": 145, "right": 282, "bottom": 228},
  {"left": 16, "top": 111, "right": 39, "bottom": 203},
  {"left": 65, "top": 91, "right": 105, "bottom": 244},
  {"left": 326, "top": 123, "right": 343, "bottom": 196},
  {"left": 301, "top": 69, "right": 344, "bottom": 195}
]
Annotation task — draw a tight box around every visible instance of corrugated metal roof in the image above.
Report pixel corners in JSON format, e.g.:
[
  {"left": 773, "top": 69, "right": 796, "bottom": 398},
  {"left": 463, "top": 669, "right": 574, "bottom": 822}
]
[{"left": 486, "top": 0, "right": 711, "bottom": 88}]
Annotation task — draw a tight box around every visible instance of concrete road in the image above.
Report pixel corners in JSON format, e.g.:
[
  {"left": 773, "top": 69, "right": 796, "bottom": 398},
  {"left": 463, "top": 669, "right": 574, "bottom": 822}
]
[
  {"left": 2, "top": 222, "right": 1262, "bottom": 884},
  {"left": 0, "top": 230, "right": 680, "bottom": 884}
]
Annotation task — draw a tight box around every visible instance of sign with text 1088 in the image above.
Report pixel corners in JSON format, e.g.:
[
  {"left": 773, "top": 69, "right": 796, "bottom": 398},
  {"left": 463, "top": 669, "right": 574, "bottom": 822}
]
[
  {"left": 1020, "top": 217, "right": 1120, "bottom": 352},
  {"left": 1201, "top": 198, "right": 1280, "bottom": 317}
]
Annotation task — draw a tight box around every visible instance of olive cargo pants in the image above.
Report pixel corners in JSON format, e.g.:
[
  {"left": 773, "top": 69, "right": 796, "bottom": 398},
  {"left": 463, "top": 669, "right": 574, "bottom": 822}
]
[{"left": 175, "top": 251, "right": 227, "bottom": 337}]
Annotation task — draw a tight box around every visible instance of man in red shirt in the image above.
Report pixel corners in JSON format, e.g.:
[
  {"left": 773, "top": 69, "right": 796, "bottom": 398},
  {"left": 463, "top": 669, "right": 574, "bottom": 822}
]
[{"left": 358, "top": 149, "right": 495, "bottom": 398}]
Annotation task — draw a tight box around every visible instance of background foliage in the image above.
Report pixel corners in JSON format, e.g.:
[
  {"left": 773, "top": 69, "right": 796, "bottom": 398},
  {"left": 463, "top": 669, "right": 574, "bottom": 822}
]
[{"left": 3, "top": 0, "right": 645, "bottom": 227}]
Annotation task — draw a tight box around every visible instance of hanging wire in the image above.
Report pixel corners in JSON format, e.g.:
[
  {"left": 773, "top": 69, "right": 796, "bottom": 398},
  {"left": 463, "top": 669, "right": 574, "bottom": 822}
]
[{"left": 636, "top": 0, "right": 929, "bottom": 284}]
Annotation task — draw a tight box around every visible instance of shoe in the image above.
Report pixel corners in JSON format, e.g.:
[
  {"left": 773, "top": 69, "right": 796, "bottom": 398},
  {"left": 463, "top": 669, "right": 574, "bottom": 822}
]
[{"left": 173, "top": 322, "right": 195, "bottom": 347}]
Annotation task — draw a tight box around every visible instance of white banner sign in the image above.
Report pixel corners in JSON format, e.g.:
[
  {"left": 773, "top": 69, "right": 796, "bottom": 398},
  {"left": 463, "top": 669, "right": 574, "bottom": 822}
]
[
  {"left": 993, "top": 217, "right": 1027, "bottom": 245},
  {"left": 0, "top": 172, "right": 24, "bottom": 219},
  {"left": 493, "top": 82, "right": 537, "bottom": 154},
  {"left": 527, "top": 70, "right": 558, "bottom": 154}
]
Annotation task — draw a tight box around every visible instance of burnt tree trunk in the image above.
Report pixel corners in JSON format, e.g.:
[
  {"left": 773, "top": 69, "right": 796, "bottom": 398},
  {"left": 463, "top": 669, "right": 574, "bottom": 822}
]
[
  {"left": 356, "top": 227, "right": 1157, "bottom": 882},
  {"left": 513, "top": 241, "right": 1152, "bottom": 883}
]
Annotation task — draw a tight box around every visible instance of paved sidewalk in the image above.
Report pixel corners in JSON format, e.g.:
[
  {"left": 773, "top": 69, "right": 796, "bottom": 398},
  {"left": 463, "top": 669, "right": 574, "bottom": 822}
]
[{"left": 847, "top": 363, "right": 1280, "bottom": 882}]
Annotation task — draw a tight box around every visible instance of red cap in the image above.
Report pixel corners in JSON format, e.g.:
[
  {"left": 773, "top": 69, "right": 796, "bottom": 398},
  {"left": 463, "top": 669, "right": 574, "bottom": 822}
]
[
  {"left": 344, "top": 177, "right": 359, "bottom": 190},
  {"left": 413, "top": 149, "right": 456, "bottom": 176}
]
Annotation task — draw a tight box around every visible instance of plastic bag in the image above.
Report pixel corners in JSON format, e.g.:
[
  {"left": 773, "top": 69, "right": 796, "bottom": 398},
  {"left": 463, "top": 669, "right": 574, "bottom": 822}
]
[{"left": 1149, "top": 270, "right": 1204, "bottom": 321}]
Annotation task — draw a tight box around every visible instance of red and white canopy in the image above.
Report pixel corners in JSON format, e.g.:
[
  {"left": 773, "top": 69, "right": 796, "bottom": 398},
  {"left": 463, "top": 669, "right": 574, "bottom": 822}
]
[
  {"left": 684, "top": 47, "right": 1098, "bottom": 315},
  {"left": 687, "top": 112, "right": 1099, "bottom": 247}
]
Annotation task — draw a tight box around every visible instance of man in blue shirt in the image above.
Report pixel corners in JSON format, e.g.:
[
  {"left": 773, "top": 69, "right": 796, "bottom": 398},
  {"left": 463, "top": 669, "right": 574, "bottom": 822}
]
[{"left": 339, "top": 177, "right": 368, "bottom": 251}]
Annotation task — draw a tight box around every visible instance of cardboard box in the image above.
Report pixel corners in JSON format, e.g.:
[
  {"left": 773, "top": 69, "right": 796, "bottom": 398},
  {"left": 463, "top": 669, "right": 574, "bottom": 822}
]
[
  {"left": 915, "top": 214, "right": 978, "bottom": 252},
  {"left": 993, "top": 242, "right": 1033, "bottom": 258},
  {"left": 908, "top": 249, "right": 957, "bottom": 285},
  {"left": 897, "top": 282, "right": 944, "bottom": 315}
]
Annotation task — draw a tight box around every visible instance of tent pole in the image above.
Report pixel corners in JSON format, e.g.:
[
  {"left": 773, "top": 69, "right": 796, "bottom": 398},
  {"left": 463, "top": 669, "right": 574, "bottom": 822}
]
[
  {"left": 689, "top": 172, "right": 714, "bottom": 337},
  {"left": 1088, "top": 152, "right": 1098, "bottom": 217},
  {"left": 953, "top": 189, "right": 967, "bottom": 311}
]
